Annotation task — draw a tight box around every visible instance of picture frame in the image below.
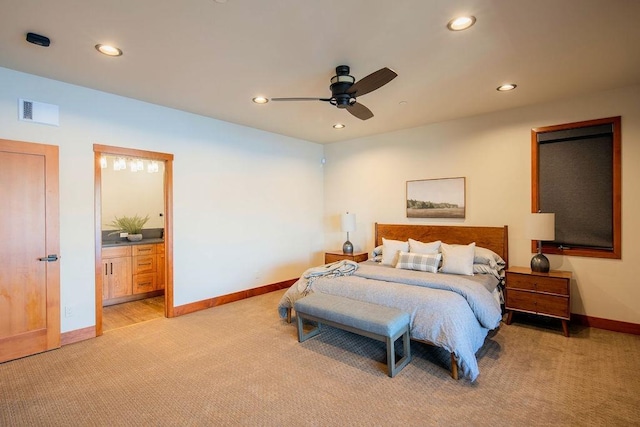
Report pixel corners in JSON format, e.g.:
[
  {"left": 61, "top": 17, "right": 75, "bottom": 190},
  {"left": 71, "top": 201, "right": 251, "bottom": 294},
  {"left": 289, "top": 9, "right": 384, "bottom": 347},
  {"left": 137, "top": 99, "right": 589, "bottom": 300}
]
[{"left": 406, "top": 177, "right": 466, "bottom": 219}]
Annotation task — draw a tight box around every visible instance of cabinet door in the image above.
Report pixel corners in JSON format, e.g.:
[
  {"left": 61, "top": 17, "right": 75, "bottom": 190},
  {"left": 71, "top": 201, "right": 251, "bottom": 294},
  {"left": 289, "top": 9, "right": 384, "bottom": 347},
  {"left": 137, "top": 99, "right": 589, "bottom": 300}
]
[{"left": 110, "top": 256, "right": 132, "bottom": 298}]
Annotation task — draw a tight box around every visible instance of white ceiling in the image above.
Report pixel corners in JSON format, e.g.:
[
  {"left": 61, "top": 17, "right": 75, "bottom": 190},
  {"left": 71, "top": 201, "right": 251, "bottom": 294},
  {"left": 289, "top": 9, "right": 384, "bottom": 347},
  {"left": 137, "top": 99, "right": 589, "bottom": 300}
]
[{"left": 2, "top": 0, "right": 640, "bottom": 144}]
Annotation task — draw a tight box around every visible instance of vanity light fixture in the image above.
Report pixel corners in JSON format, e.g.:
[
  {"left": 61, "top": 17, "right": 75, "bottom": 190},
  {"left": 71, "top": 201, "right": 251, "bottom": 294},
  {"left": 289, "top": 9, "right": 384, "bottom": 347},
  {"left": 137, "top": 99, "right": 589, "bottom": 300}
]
[
  {"left": 333, "top": 123, "right": 345, "bottom": 129},
  {"left": 129, "top": 159, "right": 144, "bottom": 172},
  {"left": 497, "top": 83, "right": 517, "bottom": 91},
  {"left": 252, "top": 97, "right": 269, "bottom": 104},
  {"left": 114, "top": 157, "right": 127, "bottom": 171},
  {"left": 95, "top": 44, "right": 123, "bottom": 57},
  {"left": 147, "top": 161, "right": 159, "bottom": 173},
  {"left": 447, "top": 16, "right": 476, "bottom": 31}
]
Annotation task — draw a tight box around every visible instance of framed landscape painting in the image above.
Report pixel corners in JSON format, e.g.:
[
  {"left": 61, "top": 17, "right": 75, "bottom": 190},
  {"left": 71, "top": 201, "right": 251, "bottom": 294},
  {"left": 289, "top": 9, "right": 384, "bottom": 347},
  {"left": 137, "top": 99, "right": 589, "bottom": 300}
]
[{"left": 406, "top": 177, "right": 466, "bottom": 219}]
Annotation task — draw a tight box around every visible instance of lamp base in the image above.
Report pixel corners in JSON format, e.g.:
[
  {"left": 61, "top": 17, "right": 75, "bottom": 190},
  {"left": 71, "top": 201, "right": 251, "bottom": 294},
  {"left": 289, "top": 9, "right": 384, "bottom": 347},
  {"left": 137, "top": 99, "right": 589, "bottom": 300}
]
[
  {"left": 531, "top": 253, "right": 550, "bottom": 273},
  {"left": 342, "top": 240, "right": 353, "bottom": 255}
]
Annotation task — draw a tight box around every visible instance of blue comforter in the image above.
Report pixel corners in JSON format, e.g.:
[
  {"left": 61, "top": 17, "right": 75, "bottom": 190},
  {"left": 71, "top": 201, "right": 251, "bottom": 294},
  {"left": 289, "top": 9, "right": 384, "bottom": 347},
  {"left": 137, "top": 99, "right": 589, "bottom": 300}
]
[{"left": 279, "top": 262, "right": 502, "bottom": 381}]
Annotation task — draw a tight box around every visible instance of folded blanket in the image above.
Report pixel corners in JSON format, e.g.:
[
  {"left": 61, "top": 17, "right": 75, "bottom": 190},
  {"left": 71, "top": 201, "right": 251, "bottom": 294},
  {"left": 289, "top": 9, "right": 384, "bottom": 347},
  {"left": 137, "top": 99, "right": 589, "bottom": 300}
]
[
  {"left": 298, "top": 259, "right": 359, "bottom": 293},
  {"left": 277, "top": 260, "right": 358, "bottom": 318}
]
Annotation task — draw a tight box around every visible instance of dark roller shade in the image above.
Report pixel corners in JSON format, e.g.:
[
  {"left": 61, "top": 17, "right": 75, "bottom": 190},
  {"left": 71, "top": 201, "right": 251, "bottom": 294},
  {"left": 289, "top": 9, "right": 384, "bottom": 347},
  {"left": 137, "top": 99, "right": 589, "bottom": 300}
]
[{"left": 538, "top": 130, "right": 614, "bottom": 249}]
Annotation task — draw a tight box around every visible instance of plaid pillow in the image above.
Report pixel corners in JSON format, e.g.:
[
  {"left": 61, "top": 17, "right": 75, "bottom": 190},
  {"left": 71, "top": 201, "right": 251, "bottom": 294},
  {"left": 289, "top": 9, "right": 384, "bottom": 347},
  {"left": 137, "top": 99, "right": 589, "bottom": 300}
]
[{"left": 395, "top": 251, "right": 441, "bottom": 273}]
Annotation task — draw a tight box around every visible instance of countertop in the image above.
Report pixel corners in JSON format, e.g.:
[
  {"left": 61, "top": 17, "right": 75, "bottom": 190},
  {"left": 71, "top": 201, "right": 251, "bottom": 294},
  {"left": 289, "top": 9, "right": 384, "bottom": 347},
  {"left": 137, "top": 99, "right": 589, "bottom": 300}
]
[{"left": 102, "top": 238, "right": 164, "bottom": 247}]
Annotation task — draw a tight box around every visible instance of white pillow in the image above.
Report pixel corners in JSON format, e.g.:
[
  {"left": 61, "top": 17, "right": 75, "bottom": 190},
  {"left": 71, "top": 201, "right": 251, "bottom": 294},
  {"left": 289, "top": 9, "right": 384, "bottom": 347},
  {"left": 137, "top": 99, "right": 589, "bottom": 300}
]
[
  {"left": 408, "top": 238, "right": 441, "bottom": 255},
  {"left": 395, "top": 251, "right": 441, "bottom": 273},
  {"left": 473, "top": 246, "right": 506, "bottom": 270},
  {"left": 440, "top": 242, "right": 475, "bottom": 276},
  {"left": 473, "top": 263, "right": 502, "bottom": 279},
  {"left": 381, "top": 238, "right": 409, "bottom": 266}
]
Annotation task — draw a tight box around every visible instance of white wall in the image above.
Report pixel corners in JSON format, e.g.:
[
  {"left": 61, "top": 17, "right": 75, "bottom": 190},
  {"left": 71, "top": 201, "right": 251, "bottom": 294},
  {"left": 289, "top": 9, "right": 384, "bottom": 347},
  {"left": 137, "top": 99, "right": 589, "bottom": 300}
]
[
  {"left": 324, "top": 84, "right": 640, "bottom": 324},
  {"left": 0, "top": 67, "right": 325, "bottom": 333}
]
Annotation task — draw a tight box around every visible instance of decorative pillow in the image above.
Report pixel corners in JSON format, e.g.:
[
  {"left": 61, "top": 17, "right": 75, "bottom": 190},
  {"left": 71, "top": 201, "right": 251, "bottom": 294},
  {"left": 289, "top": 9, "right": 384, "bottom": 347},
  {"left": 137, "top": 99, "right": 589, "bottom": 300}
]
[
  {"left": 395, "top": 251, "right": 441, "bottom": 273},
  {"left": 440, "top": 242, "right": 475, "bottom": 276},
  {"left": 381, "top": 238, "right": 409, "bottom": 266},
  {"left": 473, "top": 246, "right": 506, "bottom": 270},
  {"left": 371, "top": 245, "right": 383, "bottom": 262},
  {"left": 408, "top": 238, "right": 442, "bottom": 255}
]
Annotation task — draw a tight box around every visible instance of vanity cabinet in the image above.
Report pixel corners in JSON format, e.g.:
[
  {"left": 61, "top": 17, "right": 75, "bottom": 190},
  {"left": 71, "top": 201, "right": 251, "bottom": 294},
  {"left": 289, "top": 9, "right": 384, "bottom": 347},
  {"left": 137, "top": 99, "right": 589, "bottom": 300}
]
[
  {"left": 102, "top": 246, "right": 132, "bottom": 300},
  {"left": 102, "top": 242, "right": 165, "bottom": 306}
]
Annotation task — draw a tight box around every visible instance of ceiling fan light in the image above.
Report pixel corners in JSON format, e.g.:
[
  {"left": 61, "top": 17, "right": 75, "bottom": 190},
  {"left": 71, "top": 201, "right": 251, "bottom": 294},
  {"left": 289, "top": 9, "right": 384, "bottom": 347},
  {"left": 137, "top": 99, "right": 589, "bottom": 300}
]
[
  {"left": 447, "top": 16, "right": 476, "bottom": 31},
  {"left": 252, "top": 96, "right": 269, "bottom": 104},
  {"left": 331, "top": 75, "right": 355, "bottom": 85},
  {"left": 333, "top": 123, "right": 345, "bottom": 129}
]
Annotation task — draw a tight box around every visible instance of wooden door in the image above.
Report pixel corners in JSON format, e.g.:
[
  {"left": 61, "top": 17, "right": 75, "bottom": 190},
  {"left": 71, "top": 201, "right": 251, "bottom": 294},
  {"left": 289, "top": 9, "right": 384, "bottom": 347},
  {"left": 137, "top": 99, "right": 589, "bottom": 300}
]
[{"left": 0, "top": 139, "right": 60, "bottom": 363}]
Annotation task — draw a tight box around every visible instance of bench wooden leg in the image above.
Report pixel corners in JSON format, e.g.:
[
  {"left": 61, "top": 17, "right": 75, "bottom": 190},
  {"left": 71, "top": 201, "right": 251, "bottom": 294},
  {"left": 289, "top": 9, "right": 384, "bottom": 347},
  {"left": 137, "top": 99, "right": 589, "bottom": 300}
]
[{"left": 450, "top": 353, "right": 459, "bottom": 380}]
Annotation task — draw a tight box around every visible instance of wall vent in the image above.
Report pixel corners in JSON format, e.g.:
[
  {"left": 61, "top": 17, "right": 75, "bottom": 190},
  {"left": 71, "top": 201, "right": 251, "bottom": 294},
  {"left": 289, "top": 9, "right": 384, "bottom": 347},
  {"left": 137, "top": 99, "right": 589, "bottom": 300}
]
[{"left": 18, "top": 98, "right": 59, "bottom": 126}]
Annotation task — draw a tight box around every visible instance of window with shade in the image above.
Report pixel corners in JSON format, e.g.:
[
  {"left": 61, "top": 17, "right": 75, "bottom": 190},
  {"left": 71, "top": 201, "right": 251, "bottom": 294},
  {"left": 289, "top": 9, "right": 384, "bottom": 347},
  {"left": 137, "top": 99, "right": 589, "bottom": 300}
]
[{"left": 531, "top": 116, "right": 621, "bottom": 259}]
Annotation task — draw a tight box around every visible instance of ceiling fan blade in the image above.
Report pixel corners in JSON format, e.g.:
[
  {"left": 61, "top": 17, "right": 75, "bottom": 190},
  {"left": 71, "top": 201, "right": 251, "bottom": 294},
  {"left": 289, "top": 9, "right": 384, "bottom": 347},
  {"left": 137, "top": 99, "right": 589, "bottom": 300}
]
[
  {"left": 347, "top": 67, "right": 398, "bottom": 97},
  {"left": 270, "top": 97, "right": 331, "bottom": 102},
  {"left": 346, "top": 102, "right": 374, "bottom": 120}
]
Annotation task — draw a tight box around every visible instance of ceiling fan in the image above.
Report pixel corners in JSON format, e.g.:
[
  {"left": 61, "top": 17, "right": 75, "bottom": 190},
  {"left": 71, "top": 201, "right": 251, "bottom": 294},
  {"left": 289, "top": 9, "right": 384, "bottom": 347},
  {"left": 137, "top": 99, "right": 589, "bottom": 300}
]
[{"left": 270, "top": 65, "right": 398, "bottom": 120}]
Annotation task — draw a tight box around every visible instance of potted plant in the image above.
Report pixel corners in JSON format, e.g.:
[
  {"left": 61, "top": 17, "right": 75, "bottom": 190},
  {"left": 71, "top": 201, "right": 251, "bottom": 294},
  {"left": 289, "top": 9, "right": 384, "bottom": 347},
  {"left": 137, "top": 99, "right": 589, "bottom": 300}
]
[{"left": 107, "top": 214, "right": 150, "bottom": 241}]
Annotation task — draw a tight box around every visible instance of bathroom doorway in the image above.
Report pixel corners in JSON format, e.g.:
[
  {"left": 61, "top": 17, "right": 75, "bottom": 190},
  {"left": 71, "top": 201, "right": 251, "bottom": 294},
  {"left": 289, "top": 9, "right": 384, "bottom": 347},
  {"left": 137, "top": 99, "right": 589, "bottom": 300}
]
[{"left": 93, "top": 144, "right": 174, "bottom": 336}]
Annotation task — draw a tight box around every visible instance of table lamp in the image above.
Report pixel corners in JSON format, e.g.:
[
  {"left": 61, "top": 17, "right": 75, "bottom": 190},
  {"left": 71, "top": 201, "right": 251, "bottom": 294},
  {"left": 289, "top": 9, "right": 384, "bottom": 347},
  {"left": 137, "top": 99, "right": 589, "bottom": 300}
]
[
  {"left": 341, "top": 212, "right": 356, "bottom": 255},
  {"left": 528, "top": 212, "right": 555, "bottom": 273}
]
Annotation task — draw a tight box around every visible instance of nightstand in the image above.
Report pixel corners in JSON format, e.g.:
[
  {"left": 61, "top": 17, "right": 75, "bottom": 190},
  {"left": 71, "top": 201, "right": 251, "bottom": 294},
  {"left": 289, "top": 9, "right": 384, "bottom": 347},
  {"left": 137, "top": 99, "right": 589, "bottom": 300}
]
[
  {"left": 505, "top": 266, "right": 572, "bottom": 337},
  {"left": 324, "top": 251, "right": 368, "bottom": 264}
]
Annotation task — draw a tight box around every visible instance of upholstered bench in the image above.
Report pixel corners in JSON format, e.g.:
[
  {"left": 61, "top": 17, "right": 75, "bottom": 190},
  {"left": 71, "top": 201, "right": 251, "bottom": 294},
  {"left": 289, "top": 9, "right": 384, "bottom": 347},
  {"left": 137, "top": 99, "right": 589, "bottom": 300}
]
[{"left": 294, "top": 292, "right": 411, "bottom": 377}]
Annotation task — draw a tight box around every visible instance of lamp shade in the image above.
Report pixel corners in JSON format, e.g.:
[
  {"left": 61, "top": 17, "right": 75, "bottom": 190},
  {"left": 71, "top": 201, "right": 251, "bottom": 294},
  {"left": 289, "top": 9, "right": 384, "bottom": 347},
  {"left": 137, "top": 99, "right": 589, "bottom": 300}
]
[
  {"left": 528, "top": 213, "right": 555, "bottom": 241},
  {"left": 341, "top": 213, "right": 356, "bottom": 232}
]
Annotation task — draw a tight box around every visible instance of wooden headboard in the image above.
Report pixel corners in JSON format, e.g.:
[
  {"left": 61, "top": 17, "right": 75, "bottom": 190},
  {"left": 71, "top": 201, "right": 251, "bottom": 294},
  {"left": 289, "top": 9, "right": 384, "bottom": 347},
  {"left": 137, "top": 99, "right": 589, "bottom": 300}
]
[{"left": 375, "top": 223, "right": 509, "bottom": 268}]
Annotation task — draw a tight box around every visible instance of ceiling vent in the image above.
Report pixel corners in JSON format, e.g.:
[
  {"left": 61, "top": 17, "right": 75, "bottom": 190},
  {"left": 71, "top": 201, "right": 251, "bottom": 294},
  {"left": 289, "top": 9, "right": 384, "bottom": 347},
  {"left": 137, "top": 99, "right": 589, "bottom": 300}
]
[{"left": 18, "top": 99, "right": 59, "bottom": 126}]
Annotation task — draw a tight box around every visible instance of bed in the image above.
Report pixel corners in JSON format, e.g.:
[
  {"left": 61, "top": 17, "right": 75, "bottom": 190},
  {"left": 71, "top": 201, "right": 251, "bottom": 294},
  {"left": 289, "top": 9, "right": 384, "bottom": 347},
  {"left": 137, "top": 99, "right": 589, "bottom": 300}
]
[{"left": 278, "top": 223, "right": 508, "bottom": 381}]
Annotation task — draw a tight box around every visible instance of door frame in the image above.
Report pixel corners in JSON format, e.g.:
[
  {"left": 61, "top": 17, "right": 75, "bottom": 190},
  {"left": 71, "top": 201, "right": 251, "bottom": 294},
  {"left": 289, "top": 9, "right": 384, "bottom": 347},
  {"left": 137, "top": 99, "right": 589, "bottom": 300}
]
[{"left": 93, "top": 144, "right": 174, "bottom": 336}]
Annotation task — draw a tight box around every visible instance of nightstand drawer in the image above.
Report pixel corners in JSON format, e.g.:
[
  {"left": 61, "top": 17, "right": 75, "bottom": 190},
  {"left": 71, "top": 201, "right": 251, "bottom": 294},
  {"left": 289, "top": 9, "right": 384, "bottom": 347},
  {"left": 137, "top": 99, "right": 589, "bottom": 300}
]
[
  {"left": 506, "top": 272, "right": 569, "bottom": 295},
  {"left": 506, "top": 289, "right": 570, "bottom": 319},
  {"left": 324, "top": 251, "right": 368, "bottom": 264}
]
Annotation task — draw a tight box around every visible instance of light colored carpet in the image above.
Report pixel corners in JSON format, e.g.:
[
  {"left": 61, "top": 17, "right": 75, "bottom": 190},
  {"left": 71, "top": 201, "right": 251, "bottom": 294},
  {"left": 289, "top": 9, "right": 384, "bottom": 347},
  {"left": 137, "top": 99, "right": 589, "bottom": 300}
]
[{"left": 1, "top": 289, "right": 639, "bottom": 426}]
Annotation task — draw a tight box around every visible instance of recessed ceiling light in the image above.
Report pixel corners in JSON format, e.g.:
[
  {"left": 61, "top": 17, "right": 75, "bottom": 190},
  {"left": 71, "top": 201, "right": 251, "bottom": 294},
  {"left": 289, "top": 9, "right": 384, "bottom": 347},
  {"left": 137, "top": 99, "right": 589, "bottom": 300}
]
[
  {"left": 252, "top": 97, "right": 269, "bottom": 104},
  {"left": 333, "top": 123, "right": 345, "bottom": 129},
  {"left": 497, "top": 83, "right": 517, "bottom": 91},
  {"left": 95, "top": 44, "right": 123, "bottom": 57},
  {"left": 447, "top": 16, "right": 476, "bottom": 31}
]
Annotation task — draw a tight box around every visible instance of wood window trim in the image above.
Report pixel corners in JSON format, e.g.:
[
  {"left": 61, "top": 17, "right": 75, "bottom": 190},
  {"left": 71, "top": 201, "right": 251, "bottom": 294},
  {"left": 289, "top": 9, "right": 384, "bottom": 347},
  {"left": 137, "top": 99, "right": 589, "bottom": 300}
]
[{"left": 531, "top": 116, "right": 621, "bottom": 259}]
